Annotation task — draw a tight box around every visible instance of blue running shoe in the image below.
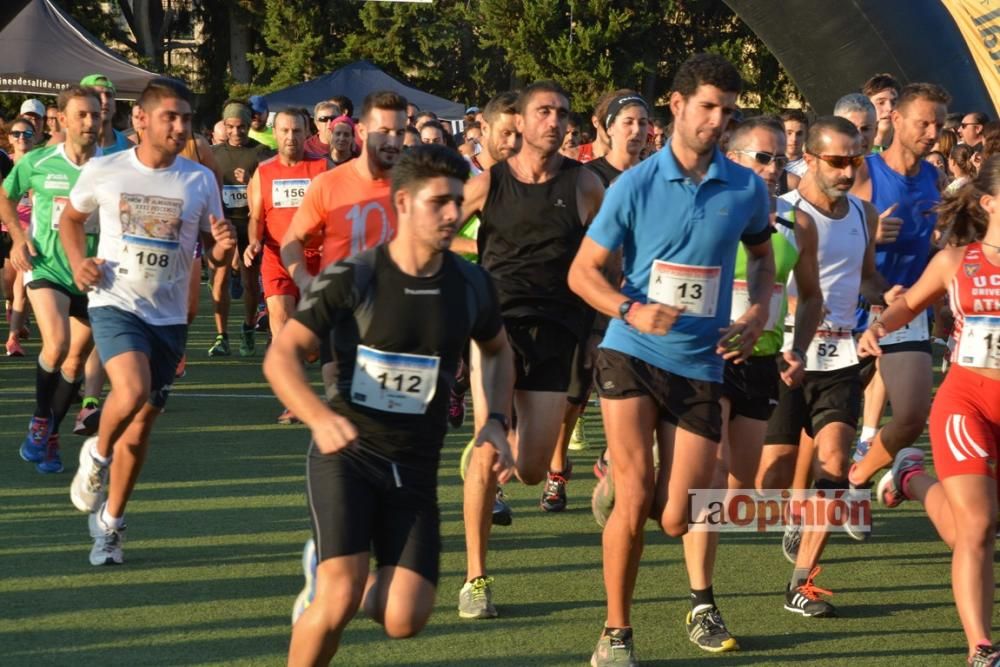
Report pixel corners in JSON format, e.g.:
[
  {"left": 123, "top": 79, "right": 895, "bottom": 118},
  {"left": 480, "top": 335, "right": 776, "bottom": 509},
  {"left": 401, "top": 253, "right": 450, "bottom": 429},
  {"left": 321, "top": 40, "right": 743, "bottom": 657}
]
[
  {"left": 19, "top": 414, "right": 51, "bottom": 463},
  {"left": 292, "top": 538, "right": 318, "bottom": 624},
  {"left": 36, "top": 434, "right": 64, "bottom": 474}
]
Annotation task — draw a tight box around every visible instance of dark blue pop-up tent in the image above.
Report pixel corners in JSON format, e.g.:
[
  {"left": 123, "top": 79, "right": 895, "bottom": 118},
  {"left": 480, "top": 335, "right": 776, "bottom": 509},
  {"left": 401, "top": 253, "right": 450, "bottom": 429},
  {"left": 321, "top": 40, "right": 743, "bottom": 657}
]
[{"left": 263, "top": 60, "right": 465, "bottom": 119}]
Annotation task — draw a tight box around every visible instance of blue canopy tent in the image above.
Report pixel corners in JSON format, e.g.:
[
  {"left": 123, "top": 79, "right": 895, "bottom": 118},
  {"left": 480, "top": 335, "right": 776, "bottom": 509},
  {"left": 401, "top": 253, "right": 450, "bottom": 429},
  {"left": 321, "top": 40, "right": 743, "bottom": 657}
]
[{"left": 263, "top": 60, "right": 465, "bottom": 120}]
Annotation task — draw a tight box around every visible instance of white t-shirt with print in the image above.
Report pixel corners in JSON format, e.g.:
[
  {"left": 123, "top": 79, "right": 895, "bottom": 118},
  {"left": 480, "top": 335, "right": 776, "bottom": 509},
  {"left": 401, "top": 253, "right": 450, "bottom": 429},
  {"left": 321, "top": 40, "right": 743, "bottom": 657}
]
[{"left": 70, "top": 148, "right": 223, "bottom": 325}]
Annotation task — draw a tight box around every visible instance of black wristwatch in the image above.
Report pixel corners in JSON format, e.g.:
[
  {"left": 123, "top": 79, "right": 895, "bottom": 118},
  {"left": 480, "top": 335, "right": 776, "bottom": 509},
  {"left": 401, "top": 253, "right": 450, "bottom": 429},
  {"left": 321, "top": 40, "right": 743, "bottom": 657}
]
[
  {"left": 619, "top": 299, "right": 636, "bottom": 324},
  {"left": 791, "top": 347, "right": 807, "bottom": 362},
  {"left": 487, "top": 412, "right": 510, "bottom": 433}
]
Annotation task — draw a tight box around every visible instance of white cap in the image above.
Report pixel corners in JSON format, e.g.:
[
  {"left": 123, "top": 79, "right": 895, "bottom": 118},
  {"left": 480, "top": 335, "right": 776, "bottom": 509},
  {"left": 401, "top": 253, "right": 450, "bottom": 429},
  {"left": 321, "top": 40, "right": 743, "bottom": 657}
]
[{"left": 19, "top": 99, "right": 45, "bottom": 117}]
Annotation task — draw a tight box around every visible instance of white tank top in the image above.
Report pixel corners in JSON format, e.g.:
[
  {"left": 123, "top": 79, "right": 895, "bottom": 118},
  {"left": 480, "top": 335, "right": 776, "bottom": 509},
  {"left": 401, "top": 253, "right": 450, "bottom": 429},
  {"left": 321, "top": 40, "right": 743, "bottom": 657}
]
[{"left": 780, "top": 191, "right": 868, "bottom": 329}]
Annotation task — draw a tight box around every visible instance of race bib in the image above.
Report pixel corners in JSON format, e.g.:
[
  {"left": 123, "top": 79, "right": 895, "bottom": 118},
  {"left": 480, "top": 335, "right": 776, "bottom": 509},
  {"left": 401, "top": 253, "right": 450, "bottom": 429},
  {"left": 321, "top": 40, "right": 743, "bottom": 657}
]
[
  {"left": 805, "top": 328, "right": 859, "bottom": 372},
  {"left": 731, "top": 280, "right": 783, "bottom": 329},
  {"left": 222, "top": 185, "right": 248, "bottom": 209},
  {"left": 869, "top": 306, "right": 929, "bottom": 346},
  {"left": 118, "top": 235, "right": 180, "bottom": 288},
  {"left": 51, "top": 196, "right": 67, "bottom": 230},
  {"left": 648, "top": 261, "right": 721, "bottom": 318},
  {"left": 350, "top": 345, "right": 440, "bottom": 414},
  {"left": 956, "top": 316, "right": 1000, "bottom": 370},
  {"left": 272, "top": 179, "right": 309, "bottom": 209}
]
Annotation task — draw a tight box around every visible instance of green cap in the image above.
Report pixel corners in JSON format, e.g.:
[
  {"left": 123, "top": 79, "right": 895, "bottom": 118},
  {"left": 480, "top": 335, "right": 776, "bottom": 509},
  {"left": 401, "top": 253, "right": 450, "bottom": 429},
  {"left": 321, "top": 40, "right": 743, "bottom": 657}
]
[{"left": 80, "top": 74, "right": 116, "bottom": 96}]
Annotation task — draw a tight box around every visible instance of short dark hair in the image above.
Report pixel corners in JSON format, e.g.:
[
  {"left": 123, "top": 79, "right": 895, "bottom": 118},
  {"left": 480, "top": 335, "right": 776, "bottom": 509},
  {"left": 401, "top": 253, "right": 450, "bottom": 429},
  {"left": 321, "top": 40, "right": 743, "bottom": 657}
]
[
  {"left": 404, "top": 126, "right": 421, "bottom": 139},
  {"left": 483, "top": 91, "right": 518, "bottom": 124},
  {"left": 391, "top": 143, "right": 470, "bottom": 201},
  {"left": 57, "top": 85, "right": 100, "bottom": 113},
  {"left": 465, "top": 120, "right": 481, "bottom": 132},
  {"left": 671, "top": 53, "right": 742, "bottom": 98},
  {"left": 780, "top": 109, "right": 809, "bottom": 126},
  {"left": 805, "top": 115, "right": 861, "bottom": 154},
  {"left": 727, "top": 115, "right": 785, "bottom": 151},
  {"left": 414, "top": 110, "right": 438, "bottom": 124},
  {"left": 360, "top": 91, "right": 407, "bottom": 121},
  {"left": 138, "top": 77, "right": 194, "bottom": 111},
  {"left": 982, "top": 121, "right": 1000, "bottom": 158},
  {"left": 965, "top": 111, "right": 990, "bottom": 125},
  {"left": 330, "top": 95, "right": 353, "bottom": 118},
  {"left": 897, "top": 82, "right": 951, "bottom": 113},
  {"left": 862, "top": 73, "right": 901, "bottom": 98},
  {"left": 517, "top": 80, "right": 570, "bottom": 114},
  {"left": 420, "top": 120, "right": 446, "bottom": 135}
]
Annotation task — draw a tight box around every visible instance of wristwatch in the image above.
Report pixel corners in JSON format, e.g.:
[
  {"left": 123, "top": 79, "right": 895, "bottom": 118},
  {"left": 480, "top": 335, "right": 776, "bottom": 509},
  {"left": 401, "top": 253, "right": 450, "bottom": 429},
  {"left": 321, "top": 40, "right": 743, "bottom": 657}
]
[
  {"left": 791, "top": 347, "right": 807, "bottom": 362},
  {"left": 487, "top": 412, "right": 510, "bottom": 433},
  {"left": 619, "top": 299, "right": 637, "bottom": 325}
]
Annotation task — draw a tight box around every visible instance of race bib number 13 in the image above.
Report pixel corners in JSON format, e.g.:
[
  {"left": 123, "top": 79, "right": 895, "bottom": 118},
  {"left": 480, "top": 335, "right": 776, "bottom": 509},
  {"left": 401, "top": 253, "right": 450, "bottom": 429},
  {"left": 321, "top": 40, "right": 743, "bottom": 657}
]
[
  {"left": 956, "top": 316, "right": 1000, "bottom": 369},
  {"left": 648, "top": 261, "right": 721, "bottom": 318},
  {"left": 350, "top": 345, "right": 440, "bottom": 414}
]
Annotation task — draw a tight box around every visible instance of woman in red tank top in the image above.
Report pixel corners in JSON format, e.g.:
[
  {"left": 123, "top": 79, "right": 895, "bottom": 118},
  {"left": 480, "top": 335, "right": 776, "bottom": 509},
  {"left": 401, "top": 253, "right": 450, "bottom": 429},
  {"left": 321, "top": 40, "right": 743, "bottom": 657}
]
[{"left": 858, "top": 156, "right": 1000, "bottom": 666}]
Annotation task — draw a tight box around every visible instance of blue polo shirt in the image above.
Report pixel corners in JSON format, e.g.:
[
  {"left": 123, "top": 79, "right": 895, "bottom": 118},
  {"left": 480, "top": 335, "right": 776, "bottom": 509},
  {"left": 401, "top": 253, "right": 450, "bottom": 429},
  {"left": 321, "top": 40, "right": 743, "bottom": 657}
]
[{"left": 588, "top": 141, "right": 770, "bottom": 383}]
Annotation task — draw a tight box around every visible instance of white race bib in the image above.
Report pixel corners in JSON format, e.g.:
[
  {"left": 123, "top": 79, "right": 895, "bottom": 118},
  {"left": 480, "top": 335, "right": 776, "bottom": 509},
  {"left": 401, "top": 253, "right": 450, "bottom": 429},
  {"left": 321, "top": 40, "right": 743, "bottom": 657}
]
[
  {"left": 118, "top": 235, "right": 180, "bottom": 291},
  {"left": 350, "top": 345, "right": 440, "bottom": 414},
  {"left": 51, "top": 196, "right": 67, "bottom": 230},
  {"left": 869, "top": 306, "right": 929, "bottom": 345},
  {"left": 648, "top": 261, "right": 721, "bottom": 318},
  {"left": 272, "top": 179, "right": 310, "bottom": 209},
  {"left": 805, "top": 328, "right": 859, "bottom": 372},
  {"left": 731, "top": 280, "right": 783, "bottom": 329},
  {"left": 956, "top": 316, "right": 1000, "bottom": 369},
  {"left": 222, "top": 185, "right": 248, "bottom": 209}
]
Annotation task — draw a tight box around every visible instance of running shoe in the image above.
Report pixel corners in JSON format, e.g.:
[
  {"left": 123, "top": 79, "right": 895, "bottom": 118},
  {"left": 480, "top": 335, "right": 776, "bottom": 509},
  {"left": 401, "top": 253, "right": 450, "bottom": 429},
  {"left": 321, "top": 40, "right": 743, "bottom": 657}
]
[
  {"left": 851, "top": 437, "right": 871, "bottom": 464},
  {"left": 591, "top": 463, "right": 615, "bottom": 528},
  {"left": 71, "top": 437, "right": 110, "bottom": 513},
  {"left": 457, "top": 576, "right": 497, "bottom": 619},
  {"left": 35, "top": 434, "right": 64, "bottom": 474},
  {"left": 493, "top": 487, "right": 513, "bottom": 526},
  {"left": 5, "top": 336, "right": 24, "bottom": 357},
  {"left": 239, "top": 322, "right": 256, "bottom": 357},
  {"left": 277, "top": 408, "right": 300, "bottom": 425},
  {"left": 88, "top": 503, "right": 126, "bottom": 566},
  {"left": 877, "top": 447, "right": 925, "bottom": 508},
  {"left": 782, "top": 514, "right": 802, "bottom": 564},
  {"left": 590, "top": 629, "right": 638, "bottom": 667},
  {"left": 73, "top": 405, "right": 101, "bottom": 436},
  {"left": 540, "top": 471, "right": 568, "bottom": 512},
  {"left": 175, "top": 354, "right": 187, "bottom": 379},
  {"left": 970, "top": 643, "right": 1000, "bottom": 667},
  {"left": 447, "top": 390, "right": 466, "bottom": 428},
  {"left": 255, "top": 308, "right": 269, "bottom": 332},
  {"left": 208, "top": 334, "right": 231, "bottom": 357},
  {"left": 784, "top": 566, "right": 835, "bottom": 617},
  {"left": 686, "top": 605, "right": 739, "bottom": 652},
  {"left": 844, "top": 470, "right": 872, "bottom": 542},
  {"left": 18, "top": 414, "right": 51, "bottom": 463},
  {"left": 593, "top": 450, "right": 609, "bottom": 481},
  {"left": 291, "top": 537, "right": 318, "bottom": 625},
  {"left": 568, "top": 414, "right": 590, "bottom": 451},
  {"left": 229, "top": 270, "right": 244, "bottom": 299}
]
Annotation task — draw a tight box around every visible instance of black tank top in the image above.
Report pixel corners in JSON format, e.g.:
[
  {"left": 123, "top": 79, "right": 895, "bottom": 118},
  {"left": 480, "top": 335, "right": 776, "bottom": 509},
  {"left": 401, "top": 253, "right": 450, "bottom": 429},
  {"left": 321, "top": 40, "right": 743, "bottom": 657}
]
[
  {"left": 478, "top": 157, "right": 587, "bottom": 332},
  {"left": 211, "top": 139, "right": 271, "bottom": 224}
]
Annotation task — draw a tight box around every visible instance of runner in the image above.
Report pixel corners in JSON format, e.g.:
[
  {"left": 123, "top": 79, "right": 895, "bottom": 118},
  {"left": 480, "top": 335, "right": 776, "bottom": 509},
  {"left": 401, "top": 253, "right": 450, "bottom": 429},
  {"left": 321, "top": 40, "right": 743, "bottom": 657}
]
[
  {"left": 863, "top": 72, "right": 901, "bottom": 153},
  {"left": 243, "top": 109, "right": 328, "bottom": 423},
  {"left": 458, "top": 80, "right": 604, "bottom": 620},
  {"left": 328, "top": 115, "right": 356, "bottom": 166},
  {"left": 80, "top": 74, "right": 132, "bottom": 154},
  {"left": 858, "top": 156, "right": 1000, "bottom": 667},
  {"left": 304, "top": 101, "right": 340, "bottom": 164},
  {"left": 3, "top": 117, "right": 37, "bottom": 357},
  {"left": 64, "top": 77, "right": 235, "bottom": 565},
  {"left": 782, "top": 109, "right": 809, "bottom": 188},
  {"left": 267, "top": 144, "right": 515, "bottom": 666},
  {"left": 848, "top": 83, "right": 950, "bottom": 502},
  {"left": 209, "top": 100, "right": 273, "bottom": 357},
  {"left": 248, "top": 95, "right": 278, "bottom": 150},
  {"left": 757, "top": 116, "right": 890, "bottom": 616},
  {"left": 1, "top": 86, "right": 102, "bottom": 474},
  {"left": 568, "top": 54, "right": 774, "bottom": 663}
]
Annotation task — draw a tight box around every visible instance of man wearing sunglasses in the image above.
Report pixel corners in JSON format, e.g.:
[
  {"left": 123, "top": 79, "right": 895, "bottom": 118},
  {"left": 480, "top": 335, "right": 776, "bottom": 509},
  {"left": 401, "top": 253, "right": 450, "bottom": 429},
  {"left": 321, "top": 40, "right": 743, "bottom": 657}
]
[
  {"left": 847, "top": 83, "right": 950, "bottom": 511},
  {"left": 304, "top": 101, "right": 341, "bottom": 160},
  {"left": 959, "top": 112, "right": 988, "bottom": 149}
]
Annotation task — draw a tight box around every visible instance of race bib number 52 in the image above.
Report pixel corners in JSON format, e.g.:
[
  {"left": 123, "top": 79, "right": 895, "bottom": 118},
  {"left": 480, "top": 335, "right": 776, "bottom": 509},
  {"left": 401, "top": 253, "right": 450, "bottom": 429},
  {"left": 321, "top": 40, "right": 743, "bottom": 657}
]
[
  {"left": 350, "top": 345, "right": 440, "bottom": 414},
  {"left": 648, "top": 260, "right": 721, "bottom": 318},
  {"left": 805, "top": 328, "right": 859, "bottom": 372}
]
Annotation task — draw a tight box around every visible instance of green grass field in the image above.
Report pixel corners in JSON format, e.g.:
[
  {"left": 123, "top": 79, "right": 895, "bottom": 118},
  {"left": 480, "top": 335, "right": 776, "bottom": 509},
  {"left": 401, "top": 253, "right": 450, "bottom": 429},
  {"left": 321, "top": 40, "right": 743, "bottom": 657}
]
[{"left": 1, "top": 292, "right": 995, "bottom": 666}]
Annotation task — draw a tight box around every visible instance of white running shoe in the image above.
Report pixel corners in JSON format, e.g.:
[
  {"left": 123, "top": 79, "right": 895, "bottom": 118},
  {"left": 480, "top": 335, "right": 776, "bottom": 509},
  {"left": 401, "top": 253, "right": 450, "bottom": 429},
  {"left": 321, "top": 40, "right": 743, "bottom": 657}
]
[
  {"left": 291, "top": 538, "right": 317, "bottom": 625},
  {"left": 71, "top": 437, "right": 109, "bottom": 514},
  {"left": 88, "top": 504, "right": 125, "bottom": 566}
]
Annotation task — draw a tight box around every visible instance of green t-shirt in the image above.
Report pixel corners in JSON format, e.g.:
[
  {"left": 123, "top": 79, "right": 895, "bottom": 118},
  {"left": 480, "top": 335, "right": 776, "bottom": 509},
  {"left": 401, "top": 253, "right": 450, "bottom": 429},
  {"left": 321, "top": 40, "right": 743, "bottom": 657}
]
[
  {"left": 733, "top": 219, "right": 799, "bottom": 356},
  {"left": 3, "top": 144, "right": 99, "bottom": 294},
  {"left": 248, "top": 127, "right": 278, "bottom": 150},
  {"left": 458, "top": 215, "right": 480, "bottom": 262}
]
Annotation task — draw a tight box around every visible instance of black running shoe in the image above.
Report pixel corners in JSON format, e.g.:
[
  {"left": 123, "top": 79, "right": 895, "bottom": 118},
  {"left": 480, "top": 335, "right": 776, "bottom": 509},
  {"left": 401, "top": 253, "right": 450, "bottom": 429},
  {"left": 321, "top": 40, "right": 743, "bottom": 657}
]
[
  {"left": 492, "top": 487, "right": 512, "bottom": 526},
  {"left": 686, "top": 605, "right": 739, "bottom": 652},
  {"left": 784, "top": 566, "right": 836, "bottom": 617},
  {"left": 540, "top": 471, "right": 568, "bottom": 512}
]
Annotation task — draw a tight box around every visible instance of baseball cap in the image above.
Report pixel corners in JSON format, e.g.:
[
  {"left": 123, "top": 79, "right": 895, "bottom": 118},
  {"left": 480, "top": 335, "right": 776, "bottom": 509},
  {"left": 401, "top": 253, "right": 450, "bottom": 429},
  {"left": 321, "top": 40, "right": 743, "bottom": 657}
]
[
  {"left": 465, "top": 106, "right": 480, "bottom": 115},
  {"left": 19, "top": 99, "right": 45, "bottom": 117},
  {"left": 249, "top": 95, "right": 269, "bottom": 116},
  {"left": 80, "top": 74, "right": 117, "bottom": 95}
]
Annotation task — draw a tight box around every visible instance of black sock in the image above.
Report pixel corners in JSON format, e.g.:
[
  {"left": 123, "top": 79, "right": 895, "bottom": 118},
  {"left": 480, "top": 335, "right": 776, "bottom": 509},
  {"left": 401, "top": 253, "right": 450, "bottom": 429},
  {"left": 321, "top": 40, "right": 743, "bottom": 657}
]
[
  {"left": 603, "top": 626, "right": 632, "bottom": 640},
  {"left": 34, "top": 360, "right": 60, "bottom": 418},
  {"left": 690, "top": 586, "right": 715, "bottom": 611},
  {"left": 50, "top": 373, "right": 83, "bottom": 435}
]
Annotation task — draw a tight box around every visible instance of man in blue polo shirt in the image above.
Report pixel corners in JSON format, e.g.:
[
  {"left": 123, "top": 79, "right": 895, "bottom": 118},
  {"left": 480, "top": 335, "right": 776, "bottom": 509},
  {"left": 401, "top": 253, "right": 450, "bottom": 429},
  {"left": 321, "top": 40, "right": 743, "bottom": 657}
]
[{"left": 569, "top": 53, "right": 774, "bottom": 665}]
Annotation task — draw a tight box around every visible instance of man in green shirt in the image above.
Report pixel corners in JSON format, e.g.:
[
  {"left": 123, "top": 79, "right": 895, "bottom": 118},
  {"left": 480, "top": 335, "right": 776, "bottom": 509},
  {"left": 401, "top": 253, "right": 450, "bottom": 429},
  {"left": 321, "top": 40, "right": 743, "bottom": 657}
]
[{"left": 0, "top": 85, "right": 103, "bottom": 474}]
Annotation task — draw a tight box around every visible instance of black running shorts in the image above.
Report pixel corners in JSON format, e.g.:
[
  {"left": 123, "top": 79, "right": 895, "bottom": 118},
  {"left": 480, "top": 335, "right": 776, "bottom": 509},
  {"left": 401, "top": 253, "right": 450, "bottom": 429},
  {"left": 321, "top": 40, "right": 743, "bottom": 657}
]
[
  {"left": 721, "top": 354, "right": 780, "bottom": 422},
  {"left": 26, "top": 278, "right": 89, "bottom": 321},
  {"left": 505, "top": 317, "right": 577, "bottom": 393},
  {"left": 764, "top": 364, "right": 862, "bottom": 445},
  {"left": 306, "top": 443, "right": 440, "bottom": 584}
]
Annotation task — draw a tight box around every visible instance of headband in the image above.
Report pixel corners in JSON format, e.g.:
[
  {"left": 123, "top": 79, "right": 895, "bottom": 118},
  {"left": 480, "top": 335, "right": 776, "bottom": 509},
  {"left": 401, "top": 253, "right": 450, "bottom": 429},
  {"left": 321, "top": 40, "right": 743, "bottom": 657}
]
[
  {"left": 330, "top": 114, "right": 355, "bottom": 129},
  {"left": 604, "top": 94, "right": 649, "bottom": 130},
  {"left": 222, "top": 103, "right": 251, "bottom": 125}
]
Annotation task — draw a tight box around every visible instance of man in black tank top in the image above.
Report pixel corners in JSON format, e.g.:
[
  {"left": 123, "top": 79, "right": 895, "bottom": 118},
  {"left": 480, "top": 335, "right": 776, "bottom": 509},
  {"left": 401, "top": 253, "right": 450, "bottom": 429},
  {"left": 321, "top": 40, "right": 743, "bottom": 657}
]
[{"left": 457, "top": 81, "right": 604, "bottom": 619}]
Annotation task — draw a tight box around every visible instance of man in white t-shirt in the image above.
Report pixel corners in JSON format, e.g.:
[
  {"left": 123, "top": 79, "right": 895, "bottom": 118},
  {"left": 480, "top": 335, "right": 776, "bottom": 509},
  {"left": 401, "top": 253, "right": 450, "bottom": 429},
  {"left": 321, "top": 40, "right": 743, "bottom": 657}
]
[{"left": 60, "top": 77, "right": 236, "bottom": 566}]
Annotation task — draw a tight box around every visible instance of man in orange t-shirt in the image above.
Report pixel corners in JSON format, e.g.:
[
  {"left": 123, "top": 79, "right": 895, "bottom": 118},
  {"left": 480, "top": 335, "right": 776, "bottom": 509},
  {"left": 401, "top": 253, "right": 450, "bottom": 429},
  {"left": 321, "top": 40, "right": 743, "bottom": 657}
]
[{"left": 282, "top": 91, "right": 407, "bottom": 288}]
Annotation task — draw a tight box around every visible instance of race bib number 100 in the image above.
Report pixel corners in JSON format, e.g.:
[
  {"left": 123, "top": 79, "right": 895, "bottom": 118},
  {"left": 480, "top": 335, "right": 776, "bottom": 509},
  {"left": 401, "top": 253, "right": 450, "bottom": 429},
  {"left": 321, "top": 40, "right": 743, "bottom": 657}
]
[
  {"left": 648, "top": 261, "right": 721, "bottom": 318},
  {"left": 956, "top": 316, "right": 1000, "bottom": 369},
  {"left": 350, "top": 345, "right": 440, "bottom": 414},
  {"left": 222, "top": 185, "right": 248, "bottom": 209}
]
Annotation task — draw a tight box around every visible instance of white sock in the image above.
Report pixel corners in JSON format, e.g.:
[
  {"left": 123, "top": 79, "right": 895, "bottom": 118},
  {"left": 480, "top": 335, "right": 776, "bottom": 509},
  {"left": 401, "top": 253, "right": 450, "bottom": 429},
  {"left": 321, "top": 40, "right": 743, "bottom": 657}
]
[
  {"left": 101, "top": 506, "right": 124, "bottom": 530},
  {"left": 859, "top": 426, "right": 877, "bottom": 443},
  {"left": 89, "top": 439, "right": 111, "bottom": 466}
]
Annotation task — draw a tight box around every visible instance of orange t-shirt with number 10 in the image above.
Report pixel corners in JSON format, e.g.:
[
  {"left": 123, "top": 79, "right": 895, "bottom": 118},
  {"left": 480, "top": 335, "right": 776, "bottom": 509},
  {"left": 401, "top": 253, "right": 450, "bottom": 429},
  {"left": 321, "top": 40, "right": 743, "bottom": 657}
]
[{"left": 291, "top": 160, "right": 397, "bottom": 269}]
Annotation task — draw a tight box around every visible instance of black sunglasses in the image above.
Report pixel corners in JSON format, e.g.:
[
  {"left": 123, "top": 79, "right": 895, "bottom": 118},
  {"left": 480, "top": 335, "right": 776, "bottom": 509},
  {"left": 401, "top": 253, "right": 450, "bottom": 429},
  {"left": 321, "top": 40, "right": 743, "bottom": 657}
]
[
  {"left": 316, "top": 115, "right": 337, "bottom": 123},
  {"left": 10, "top": 130, "right": 34, "bottom": 139},
  {"left": 734, "top": 149, "right": 788, "bottom": 169}
]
